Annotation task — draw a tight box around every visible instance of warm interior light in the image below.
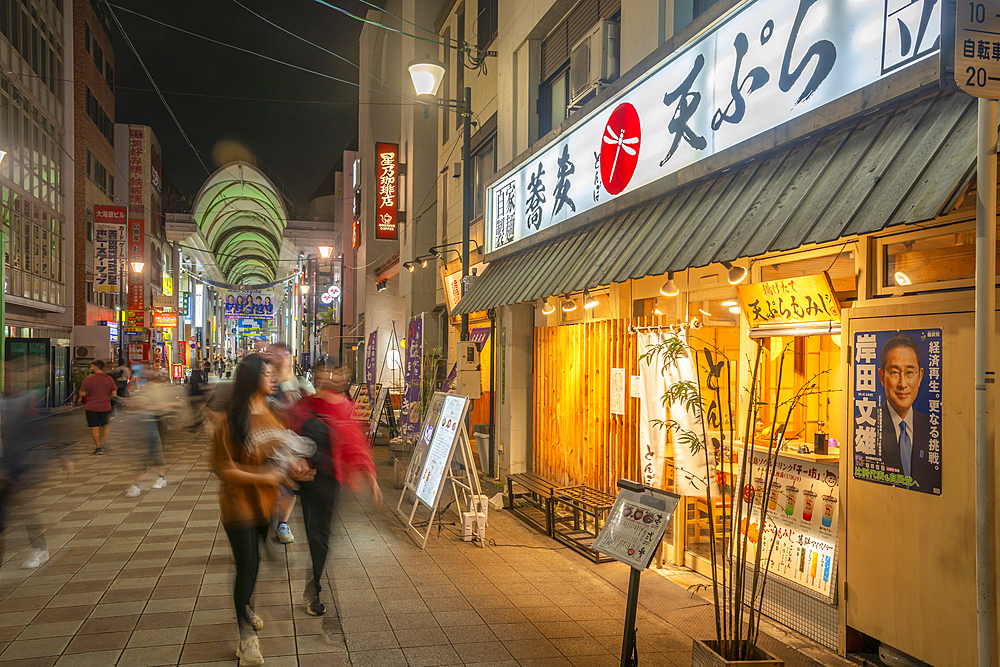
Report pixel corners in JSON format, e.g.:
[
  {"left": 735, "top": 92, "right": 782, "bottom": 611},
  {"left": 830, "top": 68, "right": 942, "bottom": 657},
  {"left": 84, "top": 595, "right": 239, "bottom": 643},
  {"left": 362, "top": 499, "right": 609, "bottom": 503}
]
[
  {"left": 131, "top": 261, "right": 144, "bottom": 273},
  {"left": 583, "top": 290, "right": 599, "bottom": 309},
  {"left": 420, "top": 257, "right": 429, "bottom": 268},
  {"left": 0, "top": 150, "right": 7, "bottom": 166},
  {"left": 894, "top": 271, "right": 911, "bottom": 286},
  {"left": 301, "top": 284, "right": 310, "bottom": 295},
  {"left": 831, "top": 334, "right": 842, "bottom": 347},
  {"left": 654, "top": 308, "right": 663, "bottom": 316},
  {"left": 728, "top": 306, "right": 741, "bottom": 314},
  {"left": 318, "top": 245, "right": 333, "bottom": 259},
  {"left": 404, "top": 262, "right": 415, "bottom": 272},
  {"left": 408, "top": 59, "right": 446, "bottom": 97},
  {"left": 698, "top": 308, "right": 712, "bottom": 317},
  {"left": 722, "top": 300, "right": 738, "bottom": 306},
  {"left": 541, "top": 298, "right": 555, "bottom": 315},
  {"left": 770, "top": 337, "right": 784, "bottom": 360},
  {"left": 659, "top": 271, "right": 679, "bottom": 297},
  {"left": 723, "top": 261, "right": 747, "bottom": 285},
  {"left": 561, "top": 298, "right": 577, "bottom": 312}
]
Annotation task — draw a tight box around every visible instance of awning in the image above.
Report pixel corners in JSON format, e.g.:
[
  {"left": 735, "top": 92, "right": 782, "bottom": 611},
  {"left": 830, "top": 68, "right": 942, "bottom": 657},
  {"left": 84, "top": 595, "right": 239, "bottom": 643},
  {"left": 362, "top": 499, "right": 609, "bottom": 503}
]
[{"left": 454, "top": 92, "right": 976, "bottom": 315}]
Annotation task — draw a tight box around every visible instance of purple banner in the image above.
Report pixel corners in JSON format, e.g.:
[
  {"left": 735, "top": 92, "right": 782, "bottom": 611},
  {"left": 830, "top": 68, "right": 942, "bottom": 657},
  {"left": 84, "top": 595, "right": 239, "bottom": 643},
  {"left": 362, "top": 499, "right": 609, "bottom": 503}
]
[
  {"left": 400, "top": 314, "right": 424, "bottom": 440},
  {"left": 365, "top": 330, "right": 378, "bottom": 399},
  {"left": 444, "top": 327, "right": 491, "bottom": 393}
]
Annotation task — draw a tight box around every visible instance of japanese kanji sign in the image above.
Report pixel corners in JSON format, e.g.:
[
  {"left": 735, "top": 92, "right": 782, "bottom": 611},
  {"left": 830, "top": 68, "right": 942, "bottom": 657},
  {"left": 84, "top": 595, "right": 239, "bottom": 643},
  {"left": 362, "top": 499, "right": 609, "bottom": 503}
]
[
  {"left": 375, "top": 142, "right": 398, "bottom": 240},
  {"left": 128, "top": 127, "right": 144, "bottom": 215},
  {"left": 735, "top": 272, "right": 840, "bottom": 329},
  {"left": 93, "top": 205, "right": 126, "bottom": 293},
  {"left": 593, "top": 484, "right": 680, "bottom": 570},
  {"left": 400, "top": 314, "right": 424, "bottom": 441},
  {"left": 486, "top": 0, "right": 940, "bottom": 254},
  {"left": 127, "top": 218, "right": 144, "bottom": 327},
  {"left": 853, "top": 329, "right": 943, "bottom": 495},
  {"left": 947, "top": 0, "right": 1000, "bottom": 98}
]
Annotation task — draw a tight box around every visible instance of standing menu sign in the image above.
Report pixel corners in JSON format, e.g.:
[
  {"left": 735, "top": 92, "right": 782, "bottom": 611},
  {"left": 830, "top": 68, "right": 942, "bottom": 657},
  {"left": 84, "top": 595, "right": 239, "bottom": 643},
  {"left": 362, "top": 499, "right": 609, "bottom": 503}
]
[
  {"left": 852, "top": 329, "right": 942, "bottom": 495},
  {"left": 350, "top": 382, "right": 381, "bottom": 422},
  {"left": 593, "top": 483, "right": 679, "bottom": 569},
  {"left": 731, "top": 449, "right": 840, "bottom": 598},
  {"left": 414, "top": 394, "right": 467, "bottom": 506}
]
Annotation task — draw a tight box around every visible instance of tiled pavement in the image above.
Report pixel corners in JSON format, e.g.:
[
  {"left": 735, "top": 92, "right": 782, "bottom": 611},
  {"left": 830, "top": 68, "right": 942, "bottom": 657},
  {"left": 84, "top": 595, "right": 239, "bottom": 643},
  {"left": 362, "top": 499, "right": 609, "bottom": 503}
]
[{"left": 0, "top": 407, "right": 852, "bottom": 667}]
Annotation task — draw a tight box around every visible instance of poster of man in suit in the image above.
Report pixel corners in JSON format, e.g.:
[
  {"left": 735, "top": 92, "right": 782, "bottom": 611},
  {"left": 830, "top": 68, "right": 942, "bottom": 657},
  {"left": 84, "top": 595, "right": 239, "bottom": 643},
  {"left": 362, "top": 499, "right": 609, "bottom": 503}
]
[{"left": 853, "top": 329, "right": 942, "bottom": 495}]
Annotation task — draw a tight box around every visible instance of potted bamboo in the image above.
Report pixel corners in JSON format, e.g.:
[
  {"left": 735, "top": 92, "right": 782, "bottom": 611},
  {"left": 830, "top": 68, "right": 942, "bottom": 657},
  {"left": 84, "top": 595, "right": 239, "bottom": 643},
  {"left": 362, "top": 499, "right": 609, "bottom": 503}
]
[{"left": 642, "top": 334, "right": 824, "bottom": 666}]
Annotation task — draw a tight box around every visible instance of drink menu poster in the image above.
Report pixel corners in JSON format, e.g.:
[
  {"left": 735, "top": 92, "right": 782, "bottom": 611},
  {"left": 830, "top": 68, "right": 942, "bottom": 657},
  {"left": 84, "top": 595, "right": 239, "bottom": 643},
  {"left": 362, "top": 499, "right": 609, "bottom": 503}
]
[{"left": 415, "top": 395, "right": 468, "bottom": 507}]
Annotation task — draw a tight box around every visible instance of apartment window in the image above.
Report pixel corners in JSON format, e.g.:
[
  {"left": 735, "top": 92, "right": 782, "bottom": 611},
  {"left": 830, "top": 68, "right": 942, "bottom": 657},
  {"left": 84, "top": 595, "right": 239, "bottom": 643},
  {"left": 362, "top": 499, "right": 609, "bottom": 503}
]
[
  {"left": 539, "top": 68, "right": 569, "bottom": 137},
  {"left": 477, "top": 0, "right": 497, "bottom": 50},
  {"left": 85, "top": 149, "right": 112, "bottom": 197},
  {"left": 85, "top": 87, "right": 114, "bottom": 145}
]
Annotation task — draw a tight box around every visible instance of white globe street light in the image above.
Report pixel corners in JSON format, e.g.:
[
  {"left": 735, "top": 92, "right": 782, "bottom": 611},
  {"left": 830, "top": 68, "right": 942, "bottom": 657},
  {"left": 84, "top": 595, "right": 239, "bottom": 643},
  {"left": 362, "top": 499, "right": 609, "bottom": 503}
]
[{"left": 408, "top": 59, "right": 446, "bottom": 97}]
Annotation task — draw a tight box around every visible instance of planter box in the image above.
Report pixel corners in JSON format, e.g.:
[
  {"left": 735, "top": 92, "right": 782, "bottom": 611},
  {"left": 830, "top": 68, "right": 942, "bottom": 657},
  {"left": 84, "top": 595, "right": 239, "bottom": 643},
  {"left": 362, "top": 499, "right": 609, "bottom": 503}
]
[{"left": 691, "top": 639, "right": 783, "bottom": 667}]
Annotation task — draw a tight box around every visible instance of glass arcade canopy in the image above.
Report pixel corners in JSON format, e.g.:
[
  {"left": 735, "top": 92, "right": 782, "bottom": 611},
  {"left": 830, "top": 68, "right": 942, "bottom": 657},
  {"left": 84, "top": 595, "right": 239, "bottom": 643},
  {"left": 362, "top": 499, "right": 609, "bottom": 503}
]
[{"left": 192, "top": 162, "right": 288, "bottom": 285}]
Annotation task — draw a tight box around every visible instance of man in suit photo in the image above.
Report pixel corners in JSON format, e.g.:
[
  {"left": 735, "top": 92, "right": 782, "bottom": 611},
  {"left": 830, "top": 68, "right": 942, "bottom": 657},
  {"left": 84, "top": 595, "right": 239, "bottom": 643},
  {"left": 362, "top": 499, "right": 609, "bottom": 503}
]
[{"left": 876, "top": 333, "right": 939, "bottom": 492}]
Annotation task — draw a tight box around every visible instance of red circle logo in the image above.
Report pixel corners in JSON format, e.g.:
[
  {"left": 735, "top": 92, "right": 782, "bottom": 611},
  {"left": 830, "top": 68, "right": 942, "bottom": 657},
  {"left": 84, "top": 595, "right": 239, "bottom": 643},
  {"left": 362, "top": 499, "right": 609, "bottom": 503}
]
[{"left": 600, "top": 103, "right": 641, "bottom": 195}]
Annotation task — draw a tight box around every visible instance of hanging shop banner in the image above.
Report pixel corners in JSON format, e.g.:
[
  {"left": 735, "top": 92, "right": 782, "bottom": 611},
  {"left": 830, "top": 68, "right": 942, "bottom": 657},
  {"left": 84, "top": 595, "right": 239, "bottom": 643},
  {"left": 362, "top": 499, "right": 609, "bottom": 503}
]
[
  {"left": 318, "top": 282, "right": 341, "bottom": 322},
  {"left": 400, "top": 314, "right": 424, "bottom": 440},
  {"left": 93, "top": 205, "right": 126, "bottom": 293},
  {"left": 442, "top": 262, "right": 488, "bottom": 312},
  {"left": 127, "top": 218, "right": 145, "bottom": 325},
  {"left": 225, "top": 289, "right": 275, "bottom": 319},
  {"left": 852, "top": 329, "right": 943, "bottom": 495},
  {"left": 365, "top": 330, "right": 378, "bottom": 398},
  {"left": 375, "top": 142, "right": 398, "bottom": 239},
  {"left": 180, "top": 291, "right": 190, "bottom": 322},
  {"left": 485, "top": 0, "right": 940, "bottom": 254},
  {"left": 443, "top": 328, "right": 491, "bottom": 392},
  {"left": 736, "top": 272, "right": 840, "bottom": 329},
  {"left": 152, "top": 311, "right": 176, "bottom": 328}
]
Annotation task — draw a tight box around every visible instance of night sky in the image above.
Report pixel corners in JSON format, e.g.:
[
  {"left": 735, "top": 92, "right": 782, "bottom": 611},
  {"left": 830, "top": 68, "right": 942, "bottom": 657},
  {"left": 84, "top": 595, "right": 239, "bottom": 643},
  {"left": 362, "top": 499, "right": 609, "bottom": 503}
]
[{"left": 109, "top": 0, "right": 376, "bottom": 209}]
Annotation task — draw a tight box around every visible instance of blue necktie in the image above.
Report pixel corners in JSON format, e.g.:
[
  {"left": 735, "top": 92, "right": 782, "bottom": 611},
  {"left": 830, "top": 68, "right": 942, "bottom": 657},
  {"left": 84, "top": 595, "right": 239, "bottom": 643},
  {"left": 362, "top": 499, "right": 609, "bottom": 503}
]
[{"left": 899, "top": 421, "right": 912, "bottom": 479}]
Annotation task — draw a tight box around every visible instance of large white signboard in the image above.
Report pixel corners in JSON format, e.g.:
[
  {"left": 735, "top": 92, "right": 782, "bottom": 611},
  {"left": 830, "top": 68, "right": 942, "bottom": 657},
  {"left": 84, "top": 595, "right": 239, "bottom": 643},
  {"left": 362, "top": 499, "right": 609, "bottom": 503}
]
[
  {"left": 487, "top": 0, "right": 940, "bottom": 254},
  {"left": 415, "top": 394, "right": 469, "bottom": 506}
]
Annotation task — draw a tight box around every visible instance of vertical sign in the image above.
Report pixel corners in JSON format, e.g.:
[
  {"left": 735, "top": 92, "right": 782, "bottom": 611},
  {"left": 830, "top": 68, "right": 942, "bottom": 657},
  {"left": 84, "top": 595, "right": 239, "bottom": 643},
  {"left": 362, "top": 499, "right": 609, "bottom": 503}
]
[
  {"left": 93, "top": 205, "right": 126, "bottom": 293},
  {"left": 375, "top": 143, "right": 398, "bottom": 240},
  {"left": 853, "top": 329, "right": 943, "bottom": 495},
  {"left": 194, "top": 283, "right": 204, "bottom": 327},
  {"left": 365, "top": 330, "right": 378, "bottom": 399},
  {"left": 945, "top": 0, "right": 1000, "bottom": 98},
  {"left": 352, "top": 220, "right": 361, "bottom": 248},
  {"left": 126, "top": 218, "right": 144, "bottom": 327},
  {"left": 400, "top": 314, "right": 424, "bottom": 440},
  {"left": 128, "top": 127, "right": 145, "bottom": 215}
]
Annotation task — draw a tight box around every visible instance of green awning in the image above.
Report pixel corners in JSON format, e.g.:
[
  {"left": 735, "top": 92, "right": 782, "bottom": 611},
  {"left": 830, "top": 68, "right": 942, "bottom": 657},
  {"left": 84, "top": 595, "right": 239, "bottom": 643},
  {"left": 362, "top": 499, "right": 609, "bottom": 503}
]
[{"left": 454, "top": 91, "right": 976, "bottom": 315}]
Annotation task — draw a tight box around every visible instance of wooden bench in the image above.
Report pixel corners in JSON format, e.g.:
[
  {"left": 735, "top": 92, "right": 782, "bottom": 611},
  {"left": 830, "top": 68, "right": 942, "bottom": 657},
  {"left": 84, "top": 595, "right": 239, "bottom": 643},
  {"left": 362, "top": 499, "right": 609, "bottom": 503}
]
[
  {"left": 552, "top": 485, "right": 617, "bottom": 563},
  {"left": 506, "top": 472, "right": 558, "bottom": 537}
]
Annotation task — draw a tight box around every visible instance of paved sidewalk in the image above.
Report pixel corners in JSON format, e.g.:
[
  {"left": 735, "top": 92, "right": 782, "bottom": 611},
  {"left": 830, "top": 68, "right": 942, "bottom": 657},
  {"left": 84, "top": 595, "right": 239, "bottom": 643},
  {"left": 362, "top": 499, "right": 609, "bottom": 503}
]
[{"left": 0, "top": 410, "right": 851, "bottom": 667}]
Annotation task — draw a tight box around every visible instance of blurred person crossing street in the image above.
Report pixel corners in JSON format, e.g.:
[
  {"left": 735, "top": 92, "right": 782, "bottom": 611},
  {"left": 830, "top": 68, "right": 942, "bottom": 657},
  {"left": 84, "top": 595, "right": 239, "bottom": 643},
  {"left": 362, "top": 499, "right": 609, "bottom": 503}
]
[
  {"left": 124, "top": 370, "right": 184, "bottom": 498},
  {"left": 79, "top": 360, "right": 117, "bottom": 455}
]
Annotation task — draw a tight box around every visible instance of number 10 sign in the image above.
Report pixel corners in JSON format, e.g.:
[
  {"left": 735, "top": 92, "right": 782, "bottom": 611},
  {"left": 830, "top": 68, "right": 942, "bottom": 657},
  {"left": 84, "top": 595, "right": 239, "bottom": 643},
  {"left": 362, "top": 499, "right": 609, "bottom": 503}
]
[{"left": 944, "top": 0, "right": 1000, "bottom": 98}]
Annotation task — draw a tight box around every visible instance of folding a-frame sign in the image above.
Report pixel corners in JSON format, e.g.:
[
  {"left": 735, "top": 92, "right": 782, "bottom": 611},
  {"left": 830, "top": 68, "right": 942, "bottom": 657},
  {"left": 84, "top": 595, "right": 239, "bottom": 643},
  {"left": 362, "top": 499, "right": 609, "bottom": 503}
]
[{"left": 396, "top": 392, "right": 485, "bottom": 549}]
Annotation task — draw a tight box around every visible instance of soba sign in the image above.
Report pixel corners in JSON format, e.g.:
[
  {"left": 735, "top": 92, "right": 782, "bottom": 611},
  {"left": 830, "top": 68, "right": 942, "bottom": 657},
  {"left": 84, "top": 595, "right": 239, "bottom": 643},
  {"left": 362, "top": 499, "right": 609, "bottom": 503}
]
[{"left": 486, "top": 0, "right": 940, "bottom": 254}]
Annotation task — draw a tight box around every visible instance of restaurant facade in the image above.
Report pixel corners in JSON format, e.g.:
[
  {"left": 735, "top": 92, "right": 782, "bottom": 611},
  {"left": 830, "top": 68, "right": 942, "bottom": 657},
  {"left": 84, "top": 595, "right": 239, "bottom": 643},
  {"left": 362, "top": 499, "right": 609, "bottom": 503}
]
[{"left": 451, "top": 0, "right": 993, "bottom": 664}]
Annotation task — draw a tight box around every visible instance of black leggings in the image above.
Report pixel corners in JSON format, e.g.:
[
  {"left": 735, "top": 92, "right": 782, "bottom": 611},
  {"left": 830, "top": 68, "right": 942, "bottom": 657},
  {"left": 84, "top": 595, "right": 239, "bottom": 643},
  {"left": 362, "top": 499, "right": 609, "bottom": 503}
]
[
  {"left": 299, "top": 470, "right": 339, "bottom": 599},
  {"left": 223, "top": 522, "right": 268, "bottom": 638}
]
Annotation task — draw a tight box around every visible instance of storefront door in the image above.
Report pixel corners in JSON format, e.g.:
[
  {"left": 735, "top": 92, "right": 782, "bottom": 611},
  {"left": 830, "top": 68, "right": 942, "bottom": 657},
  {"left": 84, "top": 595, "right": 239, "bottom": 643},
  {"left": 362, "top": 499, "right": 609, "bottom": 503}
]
[{"left": 4, "top": 338, "right": 51, "bottom": 406}]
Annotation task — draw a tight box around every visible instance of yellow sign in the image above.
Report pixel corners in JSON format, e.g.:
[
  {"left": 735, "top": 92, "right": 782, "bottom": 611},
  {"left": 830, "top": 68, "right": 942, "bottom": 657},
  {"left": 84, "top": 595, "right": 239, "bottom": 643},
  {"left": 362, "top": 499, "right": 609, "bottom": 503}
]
[
  {"left": 735, "top": 272, "right": 840, "bottom": 329},
  {"left": 152, "top": 310, "right": 177, "bottom": 328},
  {"left": 162, "top": 275, "right": 173, "bottom": 296}
]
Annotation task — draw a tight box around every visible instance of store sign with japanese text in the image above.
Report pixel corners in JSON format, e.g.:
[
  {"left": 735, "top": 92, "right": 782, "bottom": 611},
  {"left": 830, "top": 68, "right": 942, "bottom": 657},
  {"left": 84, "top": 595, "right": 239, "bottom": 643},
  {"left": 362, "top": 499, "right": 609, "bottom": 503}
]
[
  {"left": 400, "top": 314, "right": 423, "bottom": 440},
  {"left": 735, "top": 272, "right": 840, "bottom": 329},
  {"left": 486, "top": 0, "right": 940, "bottom": 254},
  {"left": 152, "top": 310, "right": 176, "bottom": 328},
  {"left": 442, "top": 262, "right": 487, "bottom": 313},
  {"left": 732, "top": 449, "right": 840, "bottom": 599},
  {"left": 853, "top": 329, "right": 943, "bottom": 495},
  {"left": 129, "top": 127, "right": 144, "bottom": 214},
  {"left": 375, "top": 142, "right": 398, "bottom": 240},
  {"left": 127, "top": 218, "right": 144, "bottom": 327},
  {"left": 93, "top": 205, "right": 126, "bottom": 293}
]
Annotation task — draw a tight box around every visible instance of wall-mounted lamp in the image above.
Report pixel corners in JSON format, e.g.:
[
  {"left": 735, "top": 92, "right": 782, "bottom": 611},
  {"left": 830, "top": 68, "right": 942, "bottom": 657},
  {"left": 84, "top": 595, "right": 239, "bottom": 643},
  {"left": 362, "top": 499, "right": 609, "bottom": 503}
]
[
  {"left": 403, "top": 261, "right": 416, "bottom": 272},
  {"left": 583, "top": 290, "right": 599, "bottom": 309},
  {"left": 659, "top": 271, "right": 679, "bottom": 297},
  {"left": 561, "top": 297, "right": 577, "bottom": 313},
  {"left": 541, "top": 298, "right": 555, "bottom": 315},
  {"left": 131, "top": 261, "right": 145, "bottom": 273},
  {"left": 376, "top": 279, "right": 388, "bottom": 292},
  {"left": 420, "top": 257, "right": 429, "bottom": 268},
  {"left": 722, "top": 261, "right": 747, "bottom": 285}
]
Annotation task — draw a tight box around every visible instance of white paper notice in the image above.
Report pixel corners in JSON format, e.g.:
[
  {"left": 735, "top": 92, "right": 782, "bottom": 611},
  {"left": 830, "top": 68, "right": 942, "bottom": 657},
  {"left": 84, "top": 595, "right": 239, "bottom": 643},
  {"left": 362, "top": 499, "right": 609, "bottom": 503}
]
[
  {"left": 629, "top": 376, "right": 642, "bottom": 399},
  {"left": 610, "top": 368, "right": 626, "bottom": 415}
]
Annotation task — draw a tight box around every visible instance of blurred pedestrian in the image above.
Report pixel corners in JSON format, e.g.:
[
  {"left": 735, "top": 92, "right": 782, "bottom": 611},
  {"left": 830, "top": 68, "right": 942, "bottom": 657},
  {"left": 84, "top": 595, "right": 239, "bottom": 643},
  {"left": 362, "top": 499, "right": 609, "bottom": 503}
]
[
  {"left": 125, "top": 371, "right": 179, "bottom": 497},
  {"left": 290, "top": 361, "right": 381, "bottom": 616},
  {"left": 79, "top": 360, "right": 117, "bottom": 455},
  {"left": 211, "top": 354, "right": 315, "bottom": 666},
  {"left": 188, "top": 362, "right": 209, "bottom": 431}
]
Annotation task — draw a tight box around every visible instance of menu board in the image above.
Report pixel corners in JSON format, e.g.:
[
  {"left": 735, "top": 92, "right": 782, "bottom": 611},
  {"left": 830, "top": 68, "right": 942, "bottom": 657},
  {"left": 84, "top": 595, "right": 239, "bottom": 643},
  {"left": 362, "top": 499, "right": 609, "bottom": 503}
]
[
  {"left": 730, "top": 449, "right": 840, "bottom": 598},
  {"left": 414, "top": 395, "right": 469, "bottom": 507},
  {"left": 593, "top": 485, "right": 679, "bottom": 570},
  {"left": 350, "top": 383, "right": 381, "bottom": 422},
  {"left": 404, "top": 393, "right": 446, "bottom": 491}
]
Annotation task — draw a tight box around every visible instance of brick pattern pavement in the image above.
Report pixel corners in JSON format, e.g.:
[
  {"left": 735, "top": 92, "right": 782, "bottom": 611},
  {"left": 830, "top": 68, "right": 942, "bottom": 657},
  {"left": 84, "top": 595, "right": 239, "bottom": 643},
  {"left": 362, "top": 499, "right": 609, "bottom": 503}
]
[{"left": 0, "top": 409, "right": 848, "bottom": 667}]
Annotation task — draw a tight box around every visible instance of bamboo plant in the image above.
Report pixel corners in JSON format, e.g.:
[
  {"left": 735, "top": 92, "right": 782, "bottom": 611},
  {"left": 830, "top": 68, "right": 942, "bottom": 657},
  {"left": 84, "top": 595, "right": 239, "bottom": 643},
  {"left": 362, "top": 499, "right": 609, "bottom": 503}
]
[{"left": 641, "top": 335, "right": 826, "bottom": 661}]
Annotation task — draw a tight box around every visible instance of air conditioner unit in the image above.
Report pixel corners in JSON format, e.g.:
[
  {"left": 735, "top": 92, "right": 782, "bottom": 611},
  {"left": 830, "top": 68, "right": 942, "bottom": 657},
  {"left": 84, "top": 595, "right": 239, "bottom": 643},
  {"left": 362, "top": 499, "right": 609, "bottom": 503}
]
[
  {"left": 569, "top": 19, "right": 620, "bottom": 108},
  {"left": 75, "top": 346, "right": 97, "bottom": 360}
]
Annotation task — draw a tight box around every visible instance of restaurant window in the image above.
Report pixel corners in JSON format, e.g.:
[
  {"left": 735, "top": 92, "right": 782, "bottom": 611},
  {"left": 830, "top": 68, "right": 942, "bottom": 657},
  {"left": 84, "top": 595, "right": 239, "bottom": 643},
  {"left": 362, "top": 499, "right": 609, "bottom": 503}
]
[
  {"left": 758, "top": 246, "right": 858, "bottom": 300},
  {"left": 878, "top": 222, "right": 1000, "bottom": 295},
  {"left": 476, "top": 0, "right": 497, "bottom": 50}
]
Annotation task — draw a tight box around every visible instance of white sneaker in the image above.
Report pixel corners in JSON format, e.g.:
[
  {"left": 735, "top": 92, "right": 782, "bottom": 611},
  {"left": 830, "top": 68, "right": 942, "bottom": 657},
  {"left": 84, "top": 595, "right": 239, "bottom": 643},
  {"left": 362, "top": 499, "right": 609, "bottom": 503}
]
[
  {"left": 22, "top": 549, "right": 48, "bottom": 569},
  {"left": 125, "top": 485, "right": 141, "bottom": 498},
  {"left": 236, "top": 635, "right": 264, "bottom": 666},
  {"left": 152, "top": 476, "right": 166, "bottom": 489}
]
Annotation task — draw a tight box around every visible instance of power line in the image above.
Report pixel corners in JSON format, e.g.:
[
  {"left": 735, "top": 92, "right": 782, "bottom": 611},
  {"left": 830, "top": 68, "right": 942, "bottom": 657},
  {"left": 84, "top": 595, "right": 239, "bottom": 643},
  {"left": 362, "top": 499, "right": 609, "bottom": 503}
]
[
  {"left": 105, "top": 2, "right": 211, "bottom": 175},
  {"left": 309, "top": 0, "right": 453, "bottom": 49}
]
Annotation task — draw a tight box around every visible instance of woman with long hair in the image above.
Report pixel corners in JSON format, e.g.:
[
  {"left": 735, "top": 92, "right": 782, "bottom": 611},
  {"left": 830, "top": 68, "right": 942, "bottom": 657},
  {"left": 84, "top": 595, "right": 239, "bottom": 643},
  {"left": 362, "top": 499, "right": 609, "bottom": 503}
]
[
  {"left": 211, "top": 354, "right": 315, "bottom": 666},
  {"left": 289, "top": 361, "right": 382, "bottom": 616}
]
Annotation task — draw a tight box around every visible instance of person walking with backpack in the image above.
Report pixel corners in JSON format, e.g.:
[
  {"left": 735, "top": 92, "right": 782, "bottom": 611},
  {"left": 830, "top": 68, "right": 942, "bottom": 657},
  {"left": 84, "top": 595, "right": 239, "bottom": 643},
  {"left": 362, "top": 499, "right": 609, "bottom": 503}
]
[{"left": 289, "top": 361, "right": 382, "bottom": 615}]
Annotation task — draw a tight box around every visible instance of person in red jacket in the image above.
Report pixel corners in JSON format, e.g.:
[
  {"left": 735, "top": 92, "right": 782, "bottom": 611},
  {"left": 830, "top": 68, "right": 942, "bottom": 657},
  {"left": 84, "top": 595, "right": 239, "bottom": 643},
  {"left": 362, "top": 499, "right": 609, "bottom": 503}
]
[{"left": 289, "top": 361, "right": 382, "bottom": 616}]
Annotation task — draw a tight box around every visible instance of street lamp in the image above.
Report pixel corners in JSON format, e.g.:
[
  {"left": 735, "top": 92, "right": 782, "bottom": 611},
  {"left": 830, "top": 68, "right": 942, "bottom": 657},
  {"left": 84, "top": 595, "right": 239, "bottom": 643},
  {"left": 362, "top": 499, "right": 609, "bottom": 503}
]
[
  {"left": 131, "top": 261, "right": 144, "bottom": 273},
  {"left": 409, "top": 58, "right": 473, "bottom": 341},
  {"left": 318, "top": 245, "right": 333, "bottom": 259}
]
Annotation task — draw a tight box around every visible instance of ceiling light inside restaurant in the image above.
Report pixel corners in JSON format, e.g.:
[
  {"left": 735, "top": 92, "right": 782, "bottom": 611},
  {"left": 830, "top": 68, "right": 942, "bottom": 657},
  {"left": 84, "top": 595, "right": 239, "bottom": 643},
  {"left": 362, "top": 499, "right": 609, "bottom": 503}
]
[
  {"left": 583, "top": 290, "right": 599, "bottom": 309},
  {"left": 722, "top": 261, "right": 747, "bottom": 285},
  {"left": 698, "top": 308, "right": 712, "bottom": 317},
  {"left": 728, "top": 306, "right": 741, "bottom": 314},
  {"left": 659, "top": 271, "right": 679, "bottom": 297},
  {"left": 561, "top": 298, "right": 577, "bottom": 312},
  {"left": 722, "top": 300, "right": 738, "bottom": 306},
  {"left": 541, "top": 298, "right": 555, "bottom": 315},
  {"left": 894, "top": 271, "right": 911, "bottom": 286}
]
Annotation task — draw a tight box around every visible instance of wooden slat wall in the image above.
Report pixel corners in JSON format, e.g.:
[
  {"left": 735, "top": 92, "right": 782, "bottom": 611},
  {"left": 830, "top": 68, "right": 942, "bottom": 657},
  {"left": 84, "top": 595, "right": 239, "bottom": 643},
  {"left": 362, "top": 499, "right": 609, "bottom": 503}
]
[{"left": 533, "top": 317, "right": 667, "bottom": 494}]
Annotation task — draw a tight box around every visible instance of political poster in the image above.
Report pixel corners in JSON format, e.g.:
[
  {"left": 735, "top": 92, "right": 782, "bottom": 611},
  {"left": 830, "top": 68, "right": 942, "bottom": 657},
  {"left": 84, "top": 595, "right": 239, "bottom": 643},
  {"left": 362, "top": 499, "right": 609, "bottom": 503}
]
[
  {"left": 852, "top": 329, "right": 942, "bottom": 495},
  {"left": 224, "top": 288, "right": 275, "bottom": 319},
  {"left": 400, "top": 314, "right": 424, "bottom": 440}
]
